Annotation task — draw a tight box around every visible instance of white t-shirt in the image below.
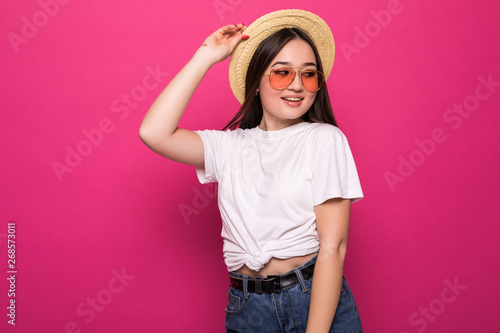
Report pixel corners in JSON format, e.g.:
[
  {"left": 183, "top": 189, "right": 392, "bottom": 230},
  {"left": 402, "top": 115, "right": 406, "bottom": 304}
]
[{"left": 194, "top": 121, "right": 363, "bottom": 272}]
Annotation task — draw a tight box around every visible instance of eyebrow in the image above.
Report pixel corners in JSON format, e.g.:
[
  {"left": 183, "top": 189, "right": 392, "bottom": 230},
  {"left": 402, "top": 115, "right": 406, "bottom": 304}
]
[{"left": 271, "top": 61, "right": 317, "bottom": 68}]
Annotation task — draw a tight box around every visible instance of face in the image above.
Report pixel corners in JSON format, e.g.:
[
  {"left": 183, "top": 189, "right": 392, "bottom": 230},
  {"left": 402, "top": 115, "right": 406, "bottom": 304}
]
[{"left": 257, "top": 38, "right": 319, "bottom": 127}]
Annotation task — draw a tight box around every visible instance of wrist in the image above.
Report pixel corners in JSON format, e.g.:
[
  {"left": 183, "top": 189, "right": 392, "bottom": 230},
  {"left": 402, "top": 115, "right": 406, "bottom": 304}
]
[{"left": 193, "top": 45, "right": 222, "bottom": 68}]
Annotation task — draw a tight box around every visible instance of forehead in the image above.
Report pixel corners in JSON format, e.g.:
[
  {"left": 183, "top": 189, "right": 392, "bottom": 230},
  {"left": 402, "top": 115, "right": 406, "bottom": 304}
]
[{"left": 270, "top": 39, "right": 317, "bottom": 67}]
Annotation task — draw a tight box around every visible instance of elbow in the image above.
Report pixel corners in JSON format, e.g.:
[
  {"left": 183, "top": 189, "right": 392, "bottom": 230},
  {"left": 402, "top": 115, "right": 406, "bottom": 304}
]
[
  {"left": 338, "top": 242, "right": 347, "bottom": 261},
  {"left": 318, "top": 239, "right": 347, "bottom": 261},
  {"left": 138, "top": 125, "right": 160, "bottom": 150},
  {"left": 138, "top": 119, "right": 175, "bottom": 145},
  {"left": 138, "top": 122, "right": 159, "bottom": 146},
  {"left": 138, "top": 124, "right": 173, "bottom": 155},
  {"left": 138, "top": 124, "right": 149, "bottom": 143},
  {"left": 138, "top": 125, "right": 150, "bottom": 146}
]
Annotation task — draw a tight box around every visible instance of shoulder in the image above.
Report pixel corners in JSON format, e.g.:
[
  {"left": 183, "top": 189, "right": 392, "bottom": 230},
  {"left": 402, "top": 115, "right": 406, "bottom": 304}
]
[
  {"left": 194, "top": 127, "right": 253, "bottom": 147},
  {"left": 195, "top": 126, "right": 249, "bottom": 137},
  {"left": 306, "top": 122, "right": 347, "bottom": 144}
]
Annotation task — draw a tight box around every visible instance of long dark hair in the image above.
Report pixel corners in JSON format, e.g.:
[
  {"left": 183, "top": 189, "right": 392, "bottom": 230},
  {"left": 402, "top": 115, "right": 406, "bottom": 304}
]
[
  {"left": 211, "top": 28, "right": 339, "bottom": 202},
  {"left": 223, "top": 27, "right": 338, "bottom": 130}
]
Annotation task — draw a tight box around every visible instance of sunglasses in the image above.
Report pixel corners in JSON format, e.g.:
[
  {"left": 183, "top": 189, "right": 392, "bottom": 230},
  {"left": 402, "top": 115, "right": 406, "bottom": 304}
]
[{"left": 264, "top": 67, "right": 325, "bottom": 92}]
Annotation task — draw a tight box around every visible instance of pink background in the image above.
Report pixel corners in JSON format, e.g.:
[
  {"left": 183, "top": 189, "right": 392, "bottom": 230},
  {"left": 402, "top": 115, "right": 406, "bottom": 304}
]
[{"left": 1, "top": 0, "right": 499, "bottom": 332}]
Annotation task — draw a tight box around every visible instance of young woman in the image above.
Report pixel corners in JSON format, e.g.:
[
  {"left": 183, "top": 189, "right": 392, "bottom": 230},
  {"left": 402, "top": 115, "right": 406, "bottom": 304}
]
[{"left": 140, "top": 9, "right": 364, "bottom": 333}]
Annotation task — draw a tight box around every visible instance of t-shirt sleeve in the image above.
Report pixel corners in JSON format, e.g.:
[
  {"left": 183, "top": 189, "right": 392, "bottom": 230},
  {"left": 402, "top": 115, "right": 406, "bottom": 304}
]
[
  {"left": 312, "top": 136, "right": 364, "bottom": 206},
  {"left": 193, "top": 129, "right": 226, "bottom": 184}
]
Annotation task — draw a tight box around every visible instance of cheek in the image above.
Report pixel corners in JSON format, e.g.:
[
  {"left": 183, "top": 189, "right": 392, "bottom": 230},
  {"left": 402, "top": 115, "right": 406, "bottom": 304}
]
[
  {"left": 259, "top": 92, "right": 278, "bottom": 110},
  {"left": 259, "top": 77, "right": 273, "bottom": 95},
  {"left": 258, "top": 75, "right": 268, "bottom": 92},
  {"left": 305, "top": 94, "right": 317, "bottom": 107},
  {"left": 259, "top": 81, "right": 281, "bottom": 102}
]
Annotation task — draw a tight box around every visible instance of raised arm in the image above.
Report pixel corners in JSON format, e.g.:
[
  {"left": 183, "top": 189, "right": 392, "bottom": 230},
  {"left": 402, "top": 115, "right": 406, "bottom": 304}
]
[{"left": 139, "top": 24, "right": 248, "bottom": 167}]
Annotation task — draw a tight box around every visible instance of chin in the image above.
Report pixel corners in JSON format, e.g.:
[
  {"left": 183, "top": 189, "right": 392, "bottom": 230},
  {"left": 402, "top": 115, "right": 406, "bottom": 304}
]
[{"left": 281, "top": 107, "right": 310, "bottom": 119}]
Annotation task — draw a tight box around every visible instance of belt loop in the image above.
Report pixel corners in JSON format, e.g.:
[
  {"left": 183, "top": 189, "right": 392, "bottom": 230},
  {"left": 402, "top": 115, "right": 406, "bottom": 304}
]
[
  {"left": 293, "top": 267, "right": 309, "bottom": 293},
  {"left": 243, "top": 276, "right": 249, "bottom": 300},
  {"left": 255, "top": 277, "right": 263, "bottom": 294}
]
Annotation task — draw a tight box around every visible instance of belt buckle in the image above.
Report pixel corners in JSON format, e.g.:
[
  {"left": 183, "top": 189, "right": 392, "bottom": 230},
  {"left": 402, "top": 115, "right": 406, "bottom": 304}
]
[{"left": 265, "top": 275, "right": 281, "bottom": 293}]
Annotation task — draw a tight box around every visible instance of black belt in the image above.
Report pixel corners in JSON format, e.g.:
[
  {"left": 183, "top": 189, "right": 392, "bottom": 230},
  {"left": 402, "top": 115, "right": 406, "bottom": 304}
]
[{"left": 229, "top": 261, "right": 315, "bottom": 294}]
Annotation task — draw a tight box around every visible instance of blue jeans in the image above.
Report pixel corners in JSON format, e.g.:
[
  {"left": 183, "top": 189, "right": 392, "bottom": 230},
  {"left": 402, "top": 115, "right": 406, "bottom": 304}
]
[{"left": 225, "top": 254, "right": 363, "bottom": 332}]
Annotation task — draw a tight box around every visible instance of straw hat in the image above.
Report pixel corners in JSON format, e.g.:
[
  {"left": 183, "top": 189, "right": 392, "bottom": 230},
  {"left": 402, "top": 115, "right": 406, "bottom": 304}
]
[{"left": 229, "top": 9, "right": 335, "bottom": 104}]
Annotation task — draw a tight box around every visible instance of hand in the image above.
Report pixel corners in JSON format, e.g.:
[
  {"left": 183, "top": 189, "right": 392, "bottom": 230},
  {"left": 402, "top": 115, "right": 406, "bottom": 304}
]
[{"left": 199, "top": 24, "right": 248, "bottom": 64}]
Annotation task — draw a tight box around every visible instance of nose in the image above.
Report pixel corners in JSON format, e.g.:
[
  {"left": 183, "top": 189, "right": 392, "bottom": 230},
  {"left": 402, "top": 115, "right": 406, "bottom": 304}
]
[{"left": 287, "top": 70, "right": 304, "bottom": 91}]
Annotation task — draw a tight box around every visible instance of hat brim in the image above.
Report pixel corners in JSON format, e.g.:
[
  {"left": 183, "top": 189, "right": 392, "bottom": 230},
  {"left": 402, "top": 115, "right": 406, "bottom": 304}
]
[{"left": 229, "top": 9, "right": 335, "bottom": 104}]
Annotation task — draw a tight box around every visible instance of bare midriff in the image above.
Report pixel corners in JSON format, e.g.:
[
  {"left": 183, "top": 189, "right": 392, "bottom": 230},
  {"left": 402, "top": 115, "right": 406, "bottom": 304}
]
[{"left": 232, "top": 251, "right": 319, "bottom": 277}]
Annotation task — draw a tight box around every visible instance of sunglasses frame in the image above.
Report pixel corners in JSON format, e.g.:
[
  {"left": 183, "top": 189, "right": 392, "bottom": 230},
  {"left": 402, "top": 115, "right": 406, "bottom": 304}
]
[{"left": 264, "top": 67, "right": 325, "bottom": 93}]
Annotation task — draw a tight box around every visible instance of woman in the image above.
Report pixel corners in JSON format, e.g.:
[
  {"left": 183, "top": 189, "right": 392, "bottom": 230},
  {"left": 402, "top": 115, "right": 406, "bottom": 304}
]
[{"left": 139, "top": 9, "right": 364, "bottom": 333}]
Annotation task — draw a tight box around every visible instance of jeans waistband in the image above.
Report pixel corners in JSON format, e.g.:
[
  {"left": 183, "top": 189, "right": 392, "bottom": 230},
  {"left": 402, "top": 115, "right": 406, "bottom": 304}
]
[
  {"left": 228, "top": 253, "right": 318, "bottom": 279},
  {"left": 228, "top": 253, "right": 318, "bottom": 298}
]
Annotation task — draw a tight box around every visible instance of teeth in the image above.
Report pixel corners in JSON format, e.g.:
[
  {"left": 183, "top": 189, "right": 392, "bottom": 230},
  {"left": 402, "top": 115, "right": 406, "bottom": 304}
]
[{"left": 282, "top": 97, "right": 302, "bottom": 102}]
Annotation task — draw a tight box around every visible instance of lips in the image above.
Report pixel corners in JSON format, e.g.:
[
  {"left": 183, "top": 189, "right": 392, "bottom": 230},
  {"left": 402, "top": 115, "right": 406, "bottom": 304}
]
[{"left": 281, "top": 96, "right": 304, "bottom": 102}]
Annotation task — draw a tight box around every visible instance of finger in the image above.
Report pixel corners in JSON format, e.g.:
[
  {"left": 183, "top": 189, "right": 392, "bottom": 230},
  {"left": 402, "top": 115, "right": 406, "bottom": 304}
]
[
  {"left": 233, "top": 24, "right": 247, "bottom": 32},
  {"left": 214, "top": 24, "right": 244, "bottom": 41},
  {"left": 218, "top": 24, "right": 239, "bottom": 36},
  {"left": 228, "top": 32, "right": 249, "bottom": 49},
  {"left": 228, "top": 26, "right": 245, "bottom": 39},
  {"left": 230, "top": 25, "right": 247, "bottom": 37}
]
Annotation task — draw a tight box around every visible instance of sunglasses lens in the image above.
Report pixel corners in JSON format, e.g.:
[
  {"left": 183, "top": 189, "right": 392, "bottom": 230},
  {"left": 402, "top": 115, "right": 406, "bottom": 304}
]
[
  {"left": 269, "top": 68, "right": 324, "bottom": 92},
  {"left": 301, "top": 70, "right": 322, "bottom": 92},
  {"left": 269, "top": 68, "right": 295, "bottom": 89}
]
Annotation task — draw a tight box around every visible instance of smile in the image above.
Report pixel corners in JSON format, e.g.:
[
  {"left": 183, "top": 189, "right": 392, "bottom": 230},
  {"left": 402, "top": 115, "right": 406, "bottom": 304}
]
[{"left": 281, "top": 97, "right": 304, "bottom": 102}]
